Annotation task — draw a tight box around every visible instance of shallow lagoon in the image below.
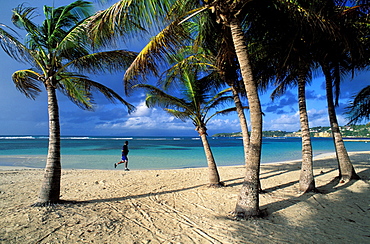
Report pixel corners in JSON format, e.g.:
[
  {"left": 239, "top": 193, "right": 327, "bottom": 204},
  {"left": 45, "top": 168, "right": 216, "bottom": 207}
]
[{"left": 0, "top": 136, "right": 368, "bottom": 170}]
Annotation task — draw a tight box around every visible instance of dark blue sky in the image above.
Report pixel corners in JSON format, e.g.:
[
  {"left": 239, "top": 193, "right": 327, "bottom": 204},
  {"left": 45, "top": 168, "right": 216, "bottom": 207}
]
[{"left": 0, "top": 0, "right": 368, "bottom": 136}]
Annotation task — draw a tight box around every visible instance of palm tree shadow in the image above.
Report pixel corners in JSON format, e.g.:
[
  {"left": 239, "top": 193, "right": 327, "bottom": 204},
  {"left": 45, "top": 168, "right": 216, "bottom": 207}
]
[
  {"left": 65, "top": 183, "right": 205, "bottom": 205},
  {"left": 263, "top": 167, "right": 369, "bottom": 215}
]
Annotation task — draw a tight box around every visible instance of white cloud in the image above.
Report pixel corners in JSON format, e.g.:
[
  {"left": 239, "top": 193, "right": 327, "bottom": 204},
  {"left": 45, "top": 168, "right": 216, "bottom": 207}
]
[
  {"left": 264, "top": 113, "right": 300, "bottom": 131},
  {"left": 263, "top": 108, "right": 348, "bottom": 132},
  {"left": 130, "top": 101, "right": 153, "bottom": 117},
  {"left": 207, "top": 118, "right": 241, "bottom": 131},
  {"left": 95, "top": 106, "right": 194, "bottom": 133}
]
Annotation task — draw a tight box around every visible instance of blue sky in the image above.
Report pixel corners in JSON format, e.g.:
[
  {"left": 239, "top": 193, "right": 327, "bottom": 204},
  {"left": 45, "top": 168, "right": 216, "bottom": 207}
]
[{"left": 0, "top": 0, "right": 369, "bottom": 137}]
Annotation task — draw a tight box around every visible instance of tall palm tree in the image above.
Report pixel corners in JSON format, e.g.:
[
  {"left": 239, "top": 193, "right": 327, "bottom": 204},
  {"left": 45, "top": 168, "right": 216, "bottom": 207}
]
[
  {"left": 0, "top": 1, "right": 136, "bottom": 205},
  {"left": 249, "top": 1, "right": 318, "bottom": 193},
  {"left": 313, "top": 1, "right": 365, "bottom": 182},
  {"left": 89, "top": 0, "right": 360, "bottom": 218},
  {"left": 322, "top": 63, "right": 360, "bottom": 182},
  {"left": 134, "top": 52, "right": 235, "bottom": 187},
  {"left": 196, "top": 12, "right": 251, "bottom": 165},
  {"left": 126, "top": 0, "right": 263, "bottom": 219}
]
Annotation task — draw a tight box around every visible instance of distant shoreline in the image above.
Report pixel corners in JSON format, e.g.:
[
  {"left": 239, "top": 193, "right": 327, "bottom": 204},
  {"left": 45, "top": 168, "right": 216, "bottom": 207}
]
[
  {"left": 343, "top": 139, "right": 370, "bottom": 142},
  {"left": 1, "top": 151, "right": 368, "bottom": 171}
]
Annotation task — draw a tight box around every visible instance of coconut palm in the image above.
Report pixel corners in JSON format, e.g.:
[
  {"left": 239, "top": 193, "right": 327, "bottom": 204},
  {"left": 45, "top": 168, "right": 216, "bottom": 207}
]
[
  {"left": 313, "top": 1, "right": 366, "bottom": 182},
  {"left": 0, "top": 1, "right": 136, "bottom": 205},
  {"left": 88, "top": 0, "right": 263, "bottom": 218},
  {"left": 248, "top": 2, "right": 319, "bottom": 193},
  {"left": 88, "top": 0, "right": 367, "bottom": 217},
  {"left": 134, "top": 51, "right": 235, "bottom": 187},
  {"left": 346, "top": 85, "right": 370, "bottom": 124},
  {"left": 195, "top": 11, "right": 251, "bottom": 165}
]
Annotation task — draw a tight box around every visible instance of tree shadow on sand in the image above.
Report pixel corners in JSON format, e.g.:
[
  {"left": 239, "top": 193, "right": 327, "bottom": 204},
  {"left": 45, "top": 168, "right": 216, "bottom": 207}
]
[
  {"left": 217, "top": 152, "right": 370, "bottom": 243},
  {"left": 70, "top": 183, "right": 205, "bottom": 205}
]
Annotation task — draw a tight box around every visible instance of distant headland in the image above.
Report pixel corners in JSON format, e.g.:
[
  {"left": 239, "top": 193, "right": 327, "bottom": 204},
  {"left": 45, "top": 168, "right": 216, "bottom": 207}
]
[{"left": 213, "top": 124, "right": 370, "bottom": 138}]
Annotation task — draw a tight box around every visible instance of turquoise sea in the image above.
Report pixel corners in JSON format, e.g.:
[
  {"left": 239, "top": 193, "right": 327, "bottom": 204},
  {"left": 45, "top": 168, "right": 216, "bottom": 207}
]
[{"left": 0, "top": 136, "right": 369, "bottom": 170}]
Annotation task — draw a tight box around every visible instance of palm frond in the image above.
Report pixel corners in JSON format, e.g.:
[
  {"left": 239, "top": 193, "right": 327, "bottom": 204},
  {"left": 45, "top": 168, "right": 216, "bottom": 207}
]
[
  {"left": 134, "top": 84, "right": 191, "bottom": 113},
  {"left": 87, "top": 0, "right": 173, "bottom": 48},
  {"left": 58, "top": 73, "right": 135, "bottom": 112},
  {"left": 69, "top": 50, "right": 138, "bottom": 74},
  {"left": 58, "top": 75, "right": 94, "bottom": 110},
  {"left": 161, "top": 51, "right": 217, "bottom": 90},
  {"left": 43, "top": 0, "right": 93, "bottom": 44},
  {"left": 205, "top": 106, "right": 238, "bottom": 125},
  {"left": 163, "top": 108, "right": 190, "bottom": 122},
  {"left": 124, "top": 20, "right": 192, "bottom": 90},
  {"left": 346, "top": 85, "right": 370, "bottom": 124},
  {"left": 0, "top": 23, "right": 33, "bottom": 63},
  {"left": 57, "top": 26, "right": 90, "bottom": 61},
  {"left": 12, "top": 70, "right": 43, "bottom": 99},
  {"left": 204, "top": 94, "right": 234, "bottom": 116},
  {"left": 11, "top": 4, "right": 39, "bottom": 32}
]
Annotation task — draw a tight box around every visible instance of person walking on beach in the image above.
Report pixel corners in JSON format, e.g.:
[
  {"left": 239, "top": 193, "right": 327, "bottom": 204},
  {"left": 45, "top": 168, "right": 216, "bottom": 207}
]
[{"left": 115, "top": 141, "right": 129, "bottom": 171}]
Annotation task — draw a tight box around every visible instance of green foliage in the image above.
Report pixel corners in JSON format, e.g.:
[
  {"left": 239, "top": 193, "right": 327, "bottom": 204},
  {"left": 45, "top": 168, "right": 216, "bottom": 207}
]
[
  {"left": 214, "top": 124, "right": 370, "bottom": 138},
  {"left": 0, "top": 0, "right": 136, "bottom": 112},
  {"left": 133, "top": 44, "right": 235, "bottom": 128},
  {"left": 346, "top": 86, "right": 370, "bottom": 125}
]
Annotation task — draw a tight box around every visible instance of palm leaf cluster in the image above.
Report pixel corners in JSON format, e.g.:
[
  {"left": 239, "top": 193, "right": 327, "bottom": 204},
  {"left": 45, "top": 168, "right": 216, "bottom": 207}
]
[
  {"left": 0, "top": 0, "right": 139, "bottom": 205},
  {"left": 1, "top": 0, "right": 369, "bottom": 214},
  {"left": 135, "top": 46, "right": 235, "bottom": 130},
  {"left": 84, "top": 0, "right": 370, "bottom": 217},
  {"left": 347, "top": 85, "right": 370, "bottom": 124},
  {"left": 1, "top": 0, "right": 136, "bottom": 111}
]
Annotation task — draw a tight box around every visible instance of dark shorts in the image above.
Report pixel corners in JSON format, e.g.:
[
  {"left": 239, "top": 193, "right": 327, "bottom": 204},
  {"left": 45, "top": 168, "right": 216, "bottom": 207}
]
[{"left": 121, "top": 155, "right": 128, "bottom": 161}]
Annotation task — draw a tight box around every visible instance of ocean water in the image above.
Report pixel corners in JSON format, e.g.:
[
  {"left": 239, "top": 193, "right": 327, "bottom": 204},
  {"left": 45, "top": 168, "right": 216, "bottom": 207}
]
[{"left": 0, "top": 136, "right": 369, "bottom": 170}]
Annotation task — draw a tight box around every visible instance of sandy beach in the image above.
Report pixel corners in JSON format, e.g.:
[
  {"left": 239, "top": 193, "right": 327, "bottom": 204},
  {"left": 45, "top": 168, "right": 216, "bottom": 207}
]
[{"left": 0, "top": 152, "right": 369, "bottom": 243}]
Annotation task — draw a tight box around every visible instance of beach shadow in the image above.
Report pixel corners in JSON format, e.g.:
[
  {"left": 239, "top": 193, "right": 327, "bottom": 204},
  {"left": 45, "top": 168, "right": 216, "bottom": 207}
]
[
  {"left": 261, "top": 160, "right": 367, "bottom": 212},
  {"left": 222, "top": 152, "right": 369, "bottom": 215},
  {"left": 220, "top": 153, "right": 370, "bottom": 243},
  {"left": 68, "top": 183, "right": 205, "bottom": 205}
]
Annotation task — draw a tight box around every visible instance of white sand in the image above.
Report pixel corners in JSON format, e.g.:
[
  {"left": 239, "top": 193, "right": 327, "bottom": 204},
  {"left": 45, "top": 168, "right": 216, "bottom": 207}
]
[{"left": 0, "top": 151, "right": 369, "bottom": 243}]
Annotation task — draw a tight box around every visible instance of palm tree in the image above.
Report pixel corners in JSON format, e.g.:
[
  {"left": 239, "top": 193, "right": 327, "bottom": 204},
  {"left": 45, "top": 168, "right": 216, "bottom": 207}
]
[
  {"left": 346, "top": 85, "right": 370, "bottom": 124},
  {"left": 195, "top": 12, "right": 251, "bottom": 165},
  {"left": 110, "top": 0, "right": 263, "bottom": 219},
  {"left": 314, "top": 1, "right": 365, "bottom": 182},
  {"left": 0, "top": 1, "right": 136, "bottom": 205},
  {"left": 248, "top": 2, "right": 318, "bottom": 193},
  {"left": 89, "top": 0, "right": 358, "bottom": 218},
  {"left": 134, "top": 52, "right": 235, "bottom": 187},
  {"left": 322, "top": 63, "right": 360, "bottom": 182}
]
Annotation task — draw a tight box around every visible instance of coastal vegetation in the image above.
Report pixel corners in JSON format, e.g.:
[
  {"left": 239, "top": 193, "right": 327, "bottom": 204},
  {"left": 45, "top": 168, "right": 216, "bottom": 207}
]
[
  {"left": 132, "top": 47, "right": 236, "bottom": 187},
  {"left": 1, "top": 0, "right": 369, "bottom": 221},
  {"left": 213, "top": 124, "right": 370, "bottom": 138},
  {"left": 0, "top": 1, "right": 136, "bottom": 205}
]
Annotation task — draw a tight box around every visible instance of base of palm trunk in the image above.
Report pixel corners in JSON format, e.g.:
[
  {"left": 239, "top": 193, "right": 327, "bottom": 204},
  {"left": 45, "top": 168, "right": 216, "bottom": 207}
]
[
  {"left": 299, "top": 180, "right": 317, "bottom": 193},
  {"left": 339, "top": 172, "right": 361, "bottom": 183},
  {"left": 231, "top": 208, "right": 266, "bottom": 219},
  {"left": 208, "top": 181, "right": 225, "bottom": 188},
  {"left": 31, "top": 199, "right": 74, "bottom": 207}
]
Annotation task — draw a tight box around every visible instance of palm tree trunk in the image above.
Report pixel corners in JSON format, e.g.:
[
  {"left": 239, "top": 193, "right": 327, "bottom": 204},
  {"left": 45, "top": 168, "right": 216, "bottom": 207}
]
[
  {"left": 36, "top": 85, "right": 61, "bottom": 205},
  {"left": 229, "top": 17, "right": 262, "bottom": 218},
  {"left": 322, "top": 64, "right": 359, "bottom": 182},
  {"left": 298, "top": 75, "right": 315, "bottom": 192},
  {"left": 197, "top": 126, "right": 223, "bottom": 187},
  {"left": 231, "top": 85, "right": 250, "bottom": 161}
]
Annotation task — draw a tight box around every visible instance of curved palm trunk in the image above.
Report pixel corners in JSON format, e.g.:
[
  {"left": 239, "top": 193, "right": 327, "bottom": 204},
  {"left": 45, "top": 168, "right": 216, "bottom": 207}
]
[
  {"left": 197, "top": 126, "right": 223, "bottom": 187},
  {"left": 36, "top": 85, "right": 61, "bottom": 205},
  {"left": 298, "top": 75, "right": 315, "bottom": 193},
  {"left": 231, "top": 85, "right": 250, "bottom": 161},
  {"left": 322, "top": 64, "right": 359, "bottom": 182},
  {"left": 230, "top": 18, "right": 262, "bottom": 218}
]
